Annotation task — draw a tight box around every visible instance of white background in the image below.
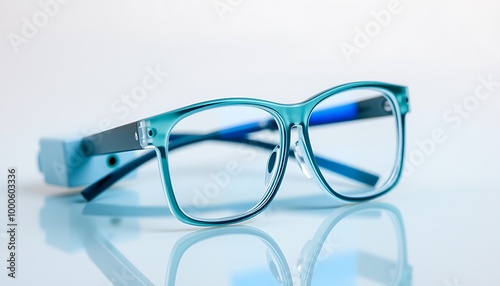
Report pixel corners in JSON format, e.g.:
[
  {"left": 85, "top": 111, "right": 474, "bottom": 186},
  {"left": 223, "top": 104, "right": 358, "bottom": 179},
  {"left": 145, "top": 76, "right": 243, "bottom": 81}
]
[{"left": 1, "top": 0, "right": 500, "bottom": 285}]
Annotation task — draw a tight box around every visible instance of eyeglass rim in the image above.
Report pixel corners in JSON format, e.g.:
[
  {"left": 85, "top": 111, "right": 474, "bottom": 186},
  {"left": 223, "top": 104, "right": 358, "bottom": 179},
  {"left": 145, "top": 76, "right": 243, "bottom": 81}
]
[{"left": 303, "top": 87, "right": 406, "bottom": 202}]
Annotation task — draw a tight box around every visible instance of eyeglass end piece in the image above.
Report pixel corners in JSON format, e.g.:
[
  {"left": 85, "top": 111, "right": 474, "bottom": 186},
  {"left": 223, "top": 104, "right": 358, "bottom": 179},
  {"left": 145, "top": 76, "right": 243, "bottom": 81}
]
[{"left": 38, "top": 137, "right": 138, "bottom": 187}]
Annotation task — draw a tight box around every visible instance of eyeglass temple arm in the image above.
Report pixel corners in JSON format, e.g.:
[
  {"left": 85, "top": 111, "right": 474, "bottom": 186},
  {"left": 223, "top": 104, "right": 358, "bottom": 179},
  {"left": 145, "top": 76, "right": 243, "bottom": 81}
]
[
  {"left": 80, "top": 122, "right": 144, "bottom": 156},
  {"left": 79, "top": 96, "right": 390, "bottom": 156},
  {"left": 81, "top": 96, "right": 388, "bottom": 201},
  {"left": 309, "top": 95, "right": 391, "bottom": 126}
]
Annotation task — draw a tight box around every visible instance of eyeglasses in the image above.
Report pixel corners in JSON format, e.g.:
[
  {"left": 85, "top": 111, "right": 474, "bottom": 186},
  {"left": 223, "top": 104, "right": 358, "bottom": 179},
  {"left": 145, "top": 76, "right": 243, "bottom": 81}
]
[{"left": 73, "top": 81, "right": 409, "bottom": 226}]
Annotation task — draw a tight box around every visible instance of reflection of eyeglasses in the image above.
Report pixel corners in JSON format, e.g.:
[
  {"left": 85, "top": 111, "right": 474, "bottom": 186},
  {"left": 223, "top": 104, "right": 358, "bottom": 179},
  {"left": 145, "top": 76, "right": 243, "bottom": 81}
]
[
  {"left": 298, "top": 203, "right": 412, "bottom": 286},
  {"left": 40, "top": 194, "right": 411, "bottom": 285},
  {"left": 167, "top": 203, "right": 411, "bottom": 285},
  {"left": 41, "top": 81, "right": 410, "bottom": 226},
  {"left": 166, "top": 226, "right": 293, "bottom": 285}
]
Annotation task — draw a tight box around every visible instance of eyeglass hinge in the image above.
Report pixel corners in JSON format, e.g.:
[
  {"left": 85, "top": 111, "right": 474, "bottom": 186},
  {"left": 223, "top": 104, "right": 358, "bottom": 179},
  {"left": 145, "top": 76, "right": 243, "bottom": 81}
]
[{"left": 137, "top": 120, "right": 153, "bottom": 148}]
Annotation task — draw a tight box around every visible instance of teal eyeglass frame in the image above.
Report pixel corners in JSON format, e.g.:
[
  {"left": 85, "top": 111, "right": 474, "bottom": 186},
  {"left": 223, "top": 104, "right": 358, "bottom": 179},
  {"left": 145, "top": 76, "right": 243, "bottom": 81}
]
[{"left": 78, "top": 81, "right": 409, "bottom": 226}]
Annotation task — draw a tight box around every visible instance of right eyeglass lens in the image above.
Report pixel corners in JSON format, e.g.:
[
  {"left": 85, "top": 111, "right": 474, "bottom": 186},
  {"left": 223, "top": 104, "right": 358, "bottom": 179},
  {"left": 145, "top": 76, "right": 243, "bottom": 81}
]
[
  {"left": 308, "top": 88, "right": 399, "bottom": 198},
  {"left": 167, "top": 105, "right": 282, "bottom": 222}
]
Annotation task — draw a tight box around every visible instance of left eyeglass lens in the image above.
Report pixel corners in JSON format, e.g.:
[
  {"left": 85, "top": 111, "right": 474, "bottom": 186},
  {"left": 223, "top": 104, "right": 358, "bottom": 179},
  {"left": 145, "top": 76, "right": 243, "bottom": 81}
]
[
  {"left": 307, "top": 88, "right": 400, "bottom": 198},
  {"left": 167, "top": 105, "right": 281, "bottom": 222}
]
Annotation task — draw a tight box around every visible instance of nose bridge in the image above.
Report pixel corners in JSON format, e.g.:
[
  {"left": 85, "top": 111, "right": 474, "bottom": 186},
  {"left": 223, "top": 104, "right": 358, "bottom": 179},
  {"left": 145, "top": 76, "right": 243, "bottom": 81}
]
[{"left": 282, "top": 104, "right": 309, "bottom": 128}]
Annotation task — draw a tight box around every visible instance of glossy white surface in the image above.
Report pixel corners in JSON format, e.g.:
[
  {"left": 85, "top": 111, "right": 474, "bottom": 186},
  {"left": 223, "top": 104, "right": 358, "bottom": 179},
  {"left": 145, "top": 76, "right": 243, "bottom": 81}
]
[{"left": 1, "top": 1, "right": 500, "bottom": 285}]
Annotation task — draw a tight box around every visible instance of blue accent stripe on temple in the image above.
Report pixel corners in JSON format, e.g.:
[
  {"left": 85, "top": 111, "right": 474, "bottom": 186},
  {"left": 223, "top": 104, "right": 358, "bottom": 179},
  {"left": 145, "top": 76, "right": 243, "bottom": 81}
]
[{"left": 309, "top": 103, "right": 358, "bottom": 126}]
